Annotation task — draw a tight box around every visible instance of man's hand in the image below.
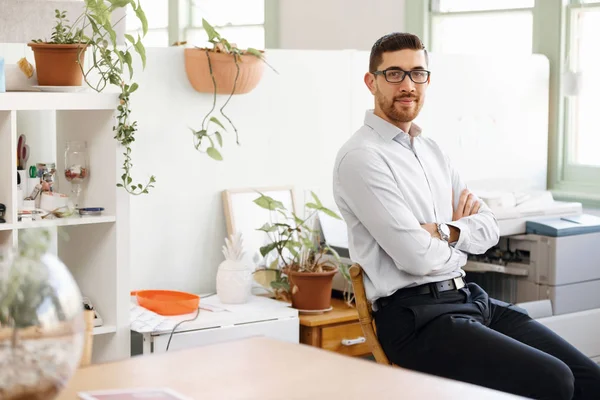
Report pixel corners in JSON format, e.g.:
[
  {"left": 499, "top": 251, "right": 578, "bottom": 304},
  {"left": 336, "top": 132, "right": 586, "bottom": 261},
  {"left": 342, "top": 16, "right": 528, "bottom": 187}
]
[
  {"left": 421, "top": 223, "right": 440, "bottom": 239},
  {"left": 453, "top": 189, "right": 481, "bottom": 221}
]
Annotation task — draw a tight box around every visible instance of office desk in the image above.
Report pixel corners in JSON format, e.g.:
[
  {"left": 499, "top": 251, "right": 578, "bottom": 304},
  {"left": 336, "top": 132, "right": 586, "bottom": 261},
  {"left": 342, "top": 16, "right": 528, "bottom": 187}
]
[{"left": 58, "top": 337, "right": 522, "bottom": 399}]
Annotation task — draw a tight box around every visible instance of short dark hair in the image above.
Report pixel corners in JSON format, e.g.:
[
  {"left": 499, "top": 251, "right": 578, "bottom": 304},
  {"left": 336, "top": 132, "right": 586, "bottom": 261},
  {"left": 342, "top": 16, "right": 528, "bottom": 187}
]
[{"left": 369, "top": 33, "right": 428, "bottom": 73}]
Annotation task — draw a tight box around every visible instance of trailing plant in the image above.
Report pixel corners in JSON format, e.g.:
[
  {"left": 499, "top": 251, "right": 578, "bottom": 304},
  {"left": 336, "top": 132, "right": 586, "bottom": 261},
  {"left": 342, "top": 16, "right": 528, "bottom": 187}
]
[
  {"left": 190, "top": 19, "right": 276, "bottom": 161},
  {"left": 253, "top": 191, "right": 342, "bottom": 300},
  {"left": 33, "top": 2, "right": 155, "bottom": 195}
]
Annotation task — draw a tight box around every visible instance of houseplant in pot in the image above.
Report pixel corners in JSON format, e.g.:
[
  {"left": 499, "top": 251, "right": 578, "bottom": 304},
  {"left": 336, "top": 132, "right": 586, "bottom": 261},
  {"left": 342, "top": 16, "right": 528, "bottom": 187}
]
[
  {"left": 185, "top": 19, "right": 276, "bottom": 161},
  {"left": 29, "top": 9, "right": 86, "bottom": 86},
  {"left": 0, "top": 229, "right": 85, "bottom": 400},
  {"left": 30, "top": 3, "right": 156, "bottom": 196},
  {"left": 253, "top": 191, "right": 342, "bottom": 312}
]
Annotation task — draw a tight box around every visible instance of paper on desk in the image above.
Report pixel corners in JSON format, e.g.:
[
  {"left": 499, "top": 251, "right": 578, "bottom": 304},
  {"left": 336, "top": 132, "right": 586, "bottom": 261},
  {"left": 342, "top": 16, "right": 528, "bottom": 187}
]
[
  {"left": 129, "top": 303, "right": 181, "bottom": 334},
  {"left": 129, "top": 295, "right": 231, "bottom": 333}
]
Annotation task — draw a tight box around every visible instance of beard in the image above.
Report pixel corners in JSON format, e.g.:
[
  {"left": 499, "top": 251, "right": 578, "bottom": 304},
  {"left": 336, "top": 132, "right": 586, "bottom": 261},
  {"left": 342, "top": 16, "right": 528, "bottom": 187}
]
[{"left": 376, "top": 90, "right": 424, "bottom": 125}]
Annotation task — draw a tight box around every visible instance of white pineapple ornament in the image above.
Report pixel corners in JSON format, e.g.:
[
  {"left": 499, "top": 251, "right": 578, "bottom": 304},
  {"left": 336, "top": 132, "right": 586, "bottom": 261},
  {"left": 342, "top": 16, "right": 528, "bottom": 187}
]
[{"left": 216, "top": 232, "right": 252, "bottom": 304}]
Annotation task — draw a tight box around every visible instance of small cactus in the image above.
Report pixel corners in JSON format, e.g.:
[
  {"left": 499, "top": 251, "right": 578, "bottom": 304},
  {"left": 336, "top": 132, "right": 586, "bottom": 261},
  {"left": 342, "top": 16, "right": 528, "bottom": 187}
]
[{"left": 222, "top": 232, "right": 245, "bottom": 261}]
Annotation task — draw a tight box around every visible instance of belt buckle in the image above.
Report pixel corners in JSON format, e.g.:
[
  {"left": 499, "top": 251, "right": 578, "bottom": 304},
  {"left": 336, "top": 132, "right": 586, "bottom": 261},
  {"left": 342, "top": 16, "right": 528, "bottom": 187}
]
[{"left": 453, "top": 277, "right": 464, "bottom": 289}]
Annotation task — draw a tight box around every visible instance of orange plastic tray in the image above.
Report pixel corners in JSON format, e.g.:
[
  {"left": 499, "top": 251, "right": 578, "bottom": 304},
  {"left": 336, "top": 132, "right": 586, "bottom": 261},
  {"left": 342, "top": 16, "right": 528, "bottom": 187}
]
[{"left": 131, "top": 290, "right": 200, "bottom": 316}]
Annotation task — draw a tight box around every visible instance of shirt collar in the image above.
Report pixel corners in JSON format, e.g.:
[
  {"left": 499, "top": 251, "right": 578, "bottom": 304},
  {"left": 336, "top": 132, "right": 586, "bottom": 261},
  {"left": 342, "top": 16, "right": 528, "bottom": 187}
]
[{"left": 364, "top": 110, "right": 422, "bottom": 146}]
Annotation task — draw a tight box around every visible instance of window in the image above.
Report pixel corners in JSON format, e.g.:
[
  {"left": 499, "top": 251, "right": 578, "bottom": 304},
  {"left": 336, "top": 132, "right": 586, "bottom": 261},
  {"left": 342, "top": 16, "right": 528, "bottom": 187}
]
[
  {"left": 430, "top": 0, "right": 534, "bottom": 55},
  {"left": 126, "top": 0, "right": 169, "bottom": 47},
  {"left": 186, "top": 0, "right": 265, "bottom": 49},
  {"left": 421, "top": 0, "right": 600, "bottom": 201},
  {"left": 565, "top": 4, "right": 600, "bottom": 172},
  {"left": 124, "top": 0, "right": 265, "bottom": 49}
]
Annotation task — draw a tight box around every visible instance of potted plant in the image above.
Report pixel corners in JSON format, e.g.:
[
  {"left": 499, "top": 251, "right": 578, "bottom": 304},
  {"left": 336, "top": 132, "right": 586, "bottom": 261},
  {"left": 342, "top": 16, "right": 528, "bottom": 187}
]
[
  {"left": 253, "top": 191, "right": 343, "bottom": 312},
  {"left": 0, "top": 229, "right": 85, "bottom": 399},
  {"left": 184, "top": 19, "right": 276, "bottom": 161},
  {"left": 29, "top": 3, "right": 155, "bottom": 195}
]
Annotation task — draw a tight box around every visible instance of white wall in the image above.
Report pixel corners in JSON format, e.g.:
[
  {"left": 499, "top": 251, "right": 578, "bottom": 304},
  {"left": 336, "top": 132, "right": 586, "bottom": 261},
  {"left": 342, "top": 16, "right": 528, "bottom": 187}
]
[
  {"left": 0, "top": 1, "right": 86, "bottom": 43},
  {"left": 0, "top": 0, "right": 125, "bottom": 45},
  {"left": 276, "top": 0, "right": 405, "bottom": 50},
  {"left": 128, "top": 48, "right": 362, "bottom": 294}
]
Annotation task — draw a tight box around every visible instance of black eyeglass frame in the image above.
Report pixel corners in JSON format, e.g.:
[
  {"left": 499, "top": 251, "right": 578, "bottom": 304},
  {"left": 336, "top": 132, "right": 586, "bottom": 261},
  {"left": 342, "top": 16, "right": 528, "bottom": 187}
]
[{"left": 372, "top": 68, "right": 431, "bottom": 84}]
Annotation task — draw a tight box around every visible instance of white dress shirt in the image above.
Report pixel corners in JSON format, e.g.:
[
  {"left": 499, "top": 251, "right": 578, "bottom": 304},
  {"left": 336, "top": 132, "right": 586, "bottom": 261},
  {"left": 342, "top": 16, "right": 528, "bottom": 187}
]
[{"left": 333, "top": 110, "right": 500, "bottom": 303}]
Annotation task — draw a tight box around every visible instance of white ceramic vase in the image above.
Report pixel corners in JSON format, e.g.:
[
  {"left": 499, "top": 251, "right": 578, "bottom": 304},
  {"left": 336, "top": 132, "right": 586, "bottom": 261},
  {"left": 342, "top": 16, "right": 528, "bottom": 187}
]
[{"left": 216, "top": 260, "right": 252, "bottom": 304}]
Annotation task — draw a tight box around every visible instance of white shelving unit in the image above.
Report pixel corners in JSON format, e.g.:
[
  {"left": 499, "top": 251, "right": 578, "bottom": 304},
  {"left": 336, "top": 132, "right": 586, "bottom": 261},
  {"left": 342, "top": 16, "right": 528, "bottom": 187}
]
[{"left": 0, "top": 92, "right": 130, "bottom": 364}]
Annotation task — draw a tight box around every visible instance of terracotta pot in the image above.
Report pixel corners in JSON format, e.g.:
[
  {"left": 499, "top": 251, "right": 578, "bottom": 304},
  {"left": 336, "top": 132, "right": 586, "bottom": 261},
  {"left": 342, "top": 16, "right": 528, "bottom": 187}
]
[
  {"left": 286, "top": 266, "right": 338, "bottom": 311},
  {"left": 27, "top": 43, "right": 87, "bottom": 86},
  {"left": 184, "top": 48, "right": 265, "bottom": 94}
]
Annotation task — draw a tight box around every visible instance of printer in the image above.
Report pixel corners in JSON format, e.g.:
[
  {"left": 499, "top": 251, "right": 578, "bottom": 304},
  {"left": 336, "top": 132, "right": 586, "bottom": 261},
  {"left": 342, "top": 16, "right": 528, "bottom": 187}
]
[{"left": 466, "top": 214, "right": 600, "bottom": 316}]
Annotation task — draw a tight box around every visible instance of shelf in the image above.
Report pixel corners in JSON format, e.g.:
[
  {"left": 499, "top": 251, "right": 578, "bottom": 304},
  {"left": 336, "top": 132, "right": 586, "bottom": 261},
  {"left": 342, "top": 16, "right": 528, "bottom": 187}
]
[
  {"left": 93, "top": 325, "right": 117, "bottom": 336},
  {"left": 0, "top": 215, "right": 116, "bottom": 231},
  {"left": 0, "top": 92, "right": 118, "bottom": 111}
]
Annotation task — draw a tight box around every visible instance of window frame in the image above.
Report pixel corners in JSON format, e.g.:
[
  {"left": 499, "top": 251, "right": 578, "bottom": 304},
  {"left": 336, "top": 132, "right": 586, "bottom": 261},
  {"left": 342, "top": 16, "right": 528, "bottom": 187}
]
[{"left": 559, "top": 1, "right": 600, "bottom": 195}]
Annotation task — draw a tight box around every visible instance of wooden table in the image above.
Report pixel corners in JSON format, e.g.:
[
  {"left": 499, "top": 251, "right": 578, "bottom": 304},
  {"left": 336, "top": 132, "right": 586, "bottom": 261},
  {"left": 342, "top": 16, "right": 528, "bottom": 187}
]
[
  {"left": 299, "top": 298, "right": 371, "bottom": 357},
  {"left": 58, "top": 337, "right": 522, "bottom": 399}
]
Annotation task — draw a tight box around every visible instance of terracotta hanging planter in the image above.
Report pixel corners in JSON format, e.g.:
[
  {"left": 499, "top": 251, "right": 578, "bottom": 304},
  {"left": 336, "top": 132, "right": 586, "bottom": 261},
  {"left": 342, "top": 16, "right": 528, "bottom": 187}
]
[
  {"left": 286, "top": 266, "right": 338, "bottom": 311},
  {"left": 184, "top": 48, "right": 265, "bottom": 94},
  {"left": 27, "top": 43, "right": 87, "bottom": 86}
]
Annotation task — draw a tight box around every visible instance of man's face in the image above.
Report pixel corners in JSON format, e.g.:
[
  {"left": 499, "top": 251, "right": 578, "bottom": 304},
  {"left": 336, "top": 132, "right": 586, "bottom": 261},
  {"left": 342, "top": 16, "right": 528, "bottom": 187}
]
[{"left": 365, "top": 49, "right": 429, "bottom": 126}]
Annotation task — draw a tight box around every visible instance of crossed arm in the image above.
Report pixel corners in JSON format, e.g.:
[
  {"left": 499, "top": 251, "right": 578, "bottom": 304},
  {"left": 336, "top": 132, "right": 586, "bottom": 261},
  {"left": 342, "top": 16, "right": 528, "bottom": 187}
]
[
  {"left": 337, "top": 148, "right": 499, "bottom": 277},
  {"left": 421, "top": 189, "right": 482, "bottom": 242}
]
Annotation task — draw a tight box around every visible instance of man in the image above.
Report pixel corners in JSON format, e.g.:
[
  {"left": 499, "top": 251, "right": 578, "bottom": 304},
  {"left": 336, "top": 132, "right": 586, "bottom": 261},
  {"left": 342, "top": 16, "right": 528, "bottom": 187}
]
[{"left": 333, "top": 32, "right": 600, "bottom": 399}]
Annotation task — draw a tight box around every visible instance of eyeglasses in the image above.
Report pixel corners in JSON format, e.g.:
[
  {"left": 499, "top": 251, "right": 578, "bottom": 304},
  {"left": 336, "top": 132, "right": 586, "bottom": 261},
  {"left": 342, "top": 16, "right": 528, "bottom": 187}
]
[{"left": 373, "top": 68, "right": 431, "bottom": 84}]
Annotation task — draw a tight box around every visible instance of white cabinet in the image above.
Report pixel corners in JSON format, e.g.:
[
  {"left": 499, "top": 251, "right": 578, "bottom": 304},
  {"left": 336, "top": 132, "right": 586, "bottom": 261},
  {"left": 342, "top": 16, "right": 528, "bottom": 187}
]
[
  {"left": 136, "top": 295, "right": 299, "bottom": 355},
  {"left": 0, "top": 92, "right": 130, "bottom": 363}
]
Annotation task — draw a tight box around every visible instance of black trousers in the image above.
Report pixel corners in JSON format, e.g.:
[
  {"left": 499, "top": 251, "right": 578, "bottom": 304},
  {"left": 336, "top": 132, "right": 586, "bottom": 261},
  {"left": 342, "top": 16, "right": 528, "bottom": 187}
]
[{"left": 374, "top": 282, "right": 600, "bottom": 400}]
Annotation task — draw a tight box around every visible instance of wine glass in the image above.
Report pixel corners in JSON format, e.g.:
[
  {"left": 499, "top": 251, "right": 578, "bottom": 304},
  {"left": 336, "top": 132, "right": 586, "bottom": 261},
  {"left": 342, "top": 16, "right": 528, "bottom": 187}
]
[{"left": 64, "top": 141, "right": 89, "bottom": 209}]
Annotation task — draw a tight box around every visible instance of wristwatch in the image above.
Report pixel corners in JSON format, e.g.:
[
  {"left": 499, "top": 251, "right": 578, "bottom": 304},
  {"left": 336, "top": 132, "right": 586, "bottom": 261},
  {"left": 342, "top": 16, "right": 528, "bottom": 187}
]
[{"left": 437, "top": 223, "right": 451, "bottom": 242}]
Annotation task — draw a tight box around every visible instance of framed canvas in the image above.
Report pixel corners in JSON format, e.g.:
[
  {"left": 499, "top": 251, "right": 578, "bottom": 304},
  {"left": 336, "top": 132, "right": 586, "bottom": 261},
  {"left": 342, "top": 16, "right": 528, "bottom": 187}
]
[{"left": 222, "top": 186, "right": 297, "bottom": 275}]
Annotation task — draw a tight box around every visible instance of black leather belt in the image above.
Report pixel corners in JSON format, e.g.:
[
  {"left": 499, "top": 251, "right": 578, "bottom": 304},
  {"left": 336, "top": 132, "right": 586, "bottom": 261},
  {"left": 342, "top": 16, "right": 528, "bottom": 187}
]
[{"left": 376, "top": 277, "right": 466, "bottom": 310}]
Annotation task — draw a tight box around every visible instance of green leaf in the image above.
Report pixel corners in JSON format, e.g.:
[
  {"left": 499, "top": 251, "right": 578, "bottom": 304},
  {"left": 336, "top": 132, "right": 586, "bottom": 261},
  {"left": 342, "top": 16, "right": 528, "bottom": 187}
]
[
  {"left": 246, "top": 48, "right": 264, "bottom": 58},
  {"left": 129, "top": 82, "right": 139, "bottom": 93},
  {"left": 125, "top": 33, "right": 136, "bottom": 45},
  {"left": 195, "top": 129, "right": 207, "bottom": 138},
  {"left": 305, "top": 202, "right": 319, "bottom": 209},
  {"left": 108, "top": 0, "right": 131, "bottom": 7},
  {"left": 257, "top": 223, "right": 278, "bottom": 233},
  {"left": 202, "top": 19, "right": 221, "bottom": 42},
  {"left": 214, "top": 131, "right": 223, "bottom": 147},
  {"left": 86, "top": 0, "right": 109, "bottom": 24},
  {"left": 253, "top": 194, "right": 284, "bottom": 211},
  {"left": 86, "top": 15, "right": 100, "bottom": 37},
  {"left": 134, "top": 3, "right": 149, "bottom": 36},
  {"left": 284, "top": 241, "right": 301, "bottom": 258},
  {"left": 311, "top": 191, "right": 323, "bottom": 207},
  {"left": 103, "top": 21, "right": 118, "bottom": 47},
  {"left": 206, "top": 146, "right": 223, "bottom": 161},
  {"left": 209, "top": 116, "right": 226, "bottom": 131},
  {"left": 260, "top": 242, "right": 278, "bottom": 257},
  {"left": 326, "top": 245, "right": 341, "bottom": 262},
  {"left": 124, "top": 51, "right": 134, "bottom": 79},
  {"left": 321, "top": 207, "right": 342, "bottom": 220},
  {"left": 133, "top": 35, "right": 147, "bottom": 68}
]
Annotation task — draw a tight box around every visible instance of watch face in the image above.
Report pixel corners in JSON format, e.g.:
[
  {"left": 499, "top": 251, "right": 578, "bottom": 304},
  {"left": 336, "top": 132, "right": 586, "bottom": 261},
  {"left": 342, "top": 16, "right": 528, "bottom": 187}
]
[{"left": 440, "top": 224, "right": 450, "bottom": 237}]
